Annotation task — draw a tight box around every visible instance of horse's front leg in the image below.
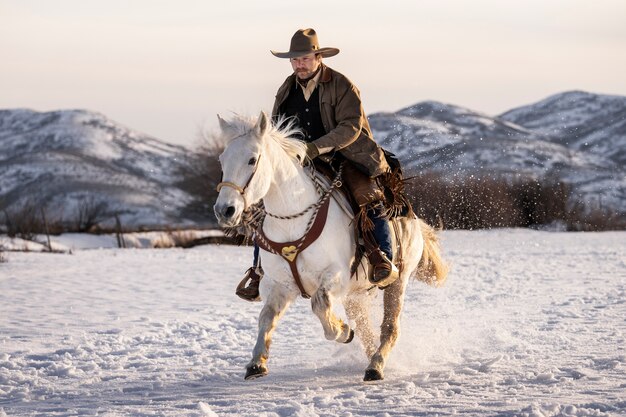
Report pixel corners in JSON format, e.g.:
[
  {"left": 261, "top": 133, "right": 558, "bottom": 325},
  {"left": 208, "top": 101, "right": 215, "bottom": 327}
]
[
  {"left": 311, "top": 272, "right": 354, "bottom": 344},
  {"left": 246, "top": 289, "right": 292, "bottom": 380},
  {"left": 364, "top": 275, "right": 407, "bottom": 381}
]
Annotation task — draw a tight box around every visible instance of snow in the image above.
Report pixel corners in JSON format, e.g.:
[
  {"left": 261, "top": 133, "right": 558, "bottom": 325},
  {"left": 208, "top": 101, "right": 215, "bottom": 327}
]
[
  {"left": 0, "top": 230, "right": 224, "bottom": 252},
  {"left": 1, "top": 229, "right": 625, "bottom": 416}
]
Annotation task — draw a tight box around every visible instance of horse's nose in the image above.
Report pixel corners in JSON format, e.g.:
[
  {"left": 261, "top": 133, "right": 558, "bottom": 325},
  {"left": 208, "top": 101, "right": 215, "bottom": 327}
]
[
  {"left": 214, "top": 203, "right": 236, "bottom": 220},
  {"left": 223, "top": 206, "right": 235, "bottom": 218}
]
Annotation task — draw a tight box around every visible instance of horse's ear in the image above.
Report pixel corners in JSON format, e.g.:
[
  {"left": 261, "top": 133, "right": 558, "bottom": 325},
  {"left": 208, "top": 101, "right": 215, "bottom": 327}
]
[
  {"left": 217, "top": 114, "right": 233, "bottom": 133},
  {"left": 254, "top": 111, "right": 269, "bottom": 137}
]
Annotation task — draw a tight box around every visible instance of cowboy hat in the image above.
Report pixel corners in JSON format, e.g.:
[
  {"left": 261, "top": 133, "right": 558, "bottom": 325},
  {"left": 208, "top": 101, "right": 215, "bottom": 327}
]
[{"left": 271, "top": 28, "right": 340, "bottom": 59}]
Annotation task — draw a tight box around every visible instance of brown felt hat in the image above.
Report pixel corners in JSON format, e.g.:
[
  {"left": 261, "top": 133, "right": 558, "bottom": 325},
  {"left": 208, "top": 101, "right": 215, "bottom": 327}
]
[{"left": 271, "top": 28, "right": 340, "bottom": 59}]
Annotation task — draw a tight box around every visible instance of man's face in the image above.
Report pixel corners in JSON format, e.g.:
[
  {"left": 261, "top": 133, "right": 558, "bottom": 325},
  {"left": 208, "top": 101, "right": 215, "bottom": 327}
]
[{"left": 290, "top": 53, "right": 321, "bottom": 79}]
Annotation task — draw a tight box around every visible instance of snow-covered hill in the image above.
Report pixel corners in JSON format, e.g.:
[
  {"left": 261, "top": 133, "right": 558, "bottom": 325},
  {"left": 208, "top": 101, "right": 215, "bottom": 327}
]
[
  {"left": 1, "top": 91, "right": 623, "bottom": 231},
  {"left": 499, "top": 91, "right": 626, "bottom": 165},
  {"left": 369, "top": 91, "right": 626, "bottom": 213},
  {"left": 0, "top": 109, "right": 200, "bottom": 229}
]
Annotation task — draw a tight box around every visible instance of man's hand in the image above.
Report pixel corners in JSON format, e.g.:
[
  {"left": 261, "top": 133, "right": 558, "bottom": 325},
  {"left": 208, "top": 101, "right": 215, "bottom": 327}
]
[{"left": 306, "top": 142, "right": 320, "bottom": 160}]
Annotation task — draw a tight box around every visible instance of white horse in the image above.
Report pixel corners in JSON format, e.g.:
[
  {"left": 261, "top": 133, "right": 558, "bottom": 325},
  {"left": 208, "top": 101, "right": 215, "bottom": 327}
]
[{"left": 213, "top": 111, "right": 448, "bottom": 381}]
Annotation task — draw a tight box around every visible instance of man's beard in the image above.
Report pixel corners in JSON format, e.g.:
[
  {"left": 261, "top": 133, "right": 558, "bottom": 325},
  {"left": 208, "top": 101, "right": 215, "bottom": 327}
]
[
  {"left": 296, "top": 65, "right": 321, "bottom": 80},
  {"left": 296, "top": 69, "right": 311, "bottom": 78}
]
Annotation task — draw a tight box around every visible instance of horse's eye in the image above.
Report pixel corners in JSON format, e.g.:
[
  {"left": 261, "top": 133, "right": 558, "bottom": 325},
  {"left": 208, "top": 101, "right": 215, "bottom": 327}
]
[{"left": 248, "top": 157, "right": 257, "bottom": 166}]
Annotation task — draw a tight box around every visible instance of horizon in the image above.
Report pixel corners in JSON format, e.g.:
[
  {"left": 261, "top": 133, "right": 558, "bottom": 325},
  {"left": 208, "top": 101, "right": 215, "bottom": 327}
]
[{"left": 2, "top": 0, "right": 625, "bottom": 147}]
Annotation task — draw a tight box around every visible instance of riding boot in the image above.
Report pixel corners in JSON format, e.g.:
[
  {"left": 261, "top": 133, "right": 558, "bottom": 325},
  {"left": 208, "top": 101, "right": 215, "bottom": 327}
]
[
  {"left": 368, "top": 250, "right": 399, "bottom": 288},
  {"left": 367, "top": 206, "right": 399, "bottom": 288}
]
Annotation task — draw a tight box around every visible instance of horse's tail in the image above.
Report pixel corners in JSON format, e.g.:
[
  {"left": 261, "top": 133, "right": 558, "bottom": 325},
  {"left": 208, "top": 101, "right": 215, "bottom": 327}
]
[{"left": 414, "top": 219, "right": 449, "bottom": 287}]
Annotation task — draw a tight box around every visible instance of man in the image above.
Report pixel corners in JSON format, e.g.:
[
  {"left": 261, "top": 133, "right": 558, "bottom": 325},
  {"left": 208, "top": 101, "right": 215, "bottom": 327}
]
[{"left": 236, "top": 28, "right": 399, "bottom": 302}]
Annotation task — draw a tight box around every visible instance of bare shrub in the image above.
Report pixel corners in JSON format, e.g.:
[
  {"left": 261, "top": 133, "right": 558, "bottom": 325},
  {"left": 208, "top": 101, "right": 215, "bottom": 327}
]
[
  {"left": 406, "top": 173, "right": 527, "bottom": 229},
  {"left": 151, "top": 234, "right": 175, "bottom": 249},
  {"left": 168, "top": 230, "right": 197, "bottom": 247},
  {"left": 402, "top": 172, "right": 622, "bottom": 230},
  {"left": 3, "top": 200, "right": 73, "bottom": 238},
  {"left": 565, "top": 202, "right": 626, "bottom": 231},
  {"left": 3, "top": 199, "right": 44, "bottom": 240},
  {"left": 510, "top": 179, "right": 569, "bottom": 227},
  {"left": 175, "top": 128, "right": 225, "bottom": 222},
  {"left": 75, "top": 196, "right": 110, "bottom": 232},
  {"left": 148, "top": 230, "right": 197, "bottom": 248}
]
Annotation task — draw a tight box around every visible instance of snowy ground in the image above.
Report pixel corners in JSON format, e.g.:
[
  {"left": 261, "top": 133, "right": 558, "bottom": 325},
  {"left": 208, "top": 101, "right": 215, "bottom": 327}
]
[{"left": 1, "top": 229, "right": 625, "bottom": 417}]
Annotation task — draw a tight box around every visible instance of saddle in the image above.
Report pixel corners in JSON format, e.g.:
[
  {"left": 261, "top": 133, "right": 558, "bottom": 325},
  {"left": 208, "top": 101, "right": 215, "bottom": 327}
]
[
  {"left": 310, "top": 154, "right": 414, "bottom": 278},
  {"left": 229, "top": 152, "right": 414, "bottom": 298},
  {"left": 312, "top": 153, "right": 414, "bottom": 225}
]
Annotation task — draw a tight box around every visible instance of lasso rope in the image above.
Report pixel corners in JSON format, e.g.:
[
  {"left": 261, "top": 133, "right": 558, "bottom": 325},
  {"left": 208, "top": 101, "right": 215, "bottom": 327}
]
[
  {"left": 223, "top": 163, "right": 344, "bottom": 248},
  {"left": 261, "top": 163, "right": 343, "bottom": 220},
  {"left": 242, "top": 163, "right": 344, "bottom": 259}
]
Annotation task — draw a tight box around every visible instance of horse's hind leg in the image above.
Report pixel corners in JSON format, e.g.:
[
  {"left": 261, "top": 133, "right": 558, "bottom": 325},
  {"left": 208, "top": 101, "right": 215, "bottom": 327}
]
[
  {"left": 246, "top": 291, "right": 292, "bottom": 380},
  {"left": 364, "top": 275, "right": 407, "bottom": 381},
  {"left": 344, "top": 292, "right": 376, "bottom": 359},
  {"left": 311, "top": 281, "right": 354, "bottom": 344}
]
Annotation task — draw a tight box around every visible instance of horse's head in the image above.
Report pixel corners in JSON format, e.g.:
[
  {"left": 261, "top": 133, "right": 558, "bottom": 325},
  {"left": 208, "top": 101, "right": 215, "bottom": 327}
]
[{"left": 213, "top": 111, "right": 275, "bottom": 227}]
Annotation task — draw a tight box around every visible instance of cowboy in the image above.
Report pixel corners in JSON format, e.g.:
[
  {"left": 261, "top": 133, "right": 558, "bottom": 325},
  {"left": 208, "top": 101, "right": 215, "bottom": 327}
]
[{"left": 236, "top": 28, "right": 400, "bottom": 301}]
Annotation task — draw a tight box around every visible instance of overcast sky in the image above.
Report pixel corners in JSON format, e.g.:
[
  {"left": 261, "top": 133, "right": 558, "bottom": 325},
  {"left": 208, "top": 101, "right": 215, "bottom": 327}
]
[{"left": 2, "top": 0, "right": 625, "bottom": 147}]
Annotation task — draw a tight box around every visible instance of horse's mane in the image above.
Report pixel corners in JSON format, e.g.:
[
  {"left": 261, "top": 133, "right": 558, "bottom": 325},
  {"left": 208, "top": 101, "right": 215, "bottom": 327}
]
[{"left": 224, "top": 114, "right": 307, "bottom": 162}]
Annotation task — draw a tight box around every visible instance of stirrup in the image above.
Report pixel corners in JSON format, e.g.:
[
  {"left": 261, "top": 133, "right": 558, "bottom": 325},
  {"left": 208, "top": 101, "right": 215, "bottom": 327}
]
[
  {"left": 368, "top": 251, "right": 399, "bottom": 288},
  {"left": 235, "top": 267, "right": 263, "bottom": 302}
]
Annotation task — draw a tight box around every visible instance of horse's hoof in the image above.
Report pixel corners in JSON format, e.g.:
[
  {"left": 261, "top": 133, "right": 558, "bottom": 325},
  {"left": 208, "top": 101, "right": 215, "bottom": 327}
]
[
  {"left": 363, "top": 368, "right": 383, "bottom": 381},
  {"left": 343, "top": 328, "right": 355, "bottom": 344},
  {"left": 244, "top": 364, "right": 268, "bottom": 380}
]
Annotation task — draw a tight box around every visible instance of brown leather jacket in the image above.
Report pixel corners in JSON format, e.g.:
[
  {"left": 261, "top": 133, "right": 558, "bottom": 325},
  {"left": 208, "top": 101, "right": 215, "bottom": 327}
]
[{"left": 271, "top": 64, "right": 390, "bottom": 178}]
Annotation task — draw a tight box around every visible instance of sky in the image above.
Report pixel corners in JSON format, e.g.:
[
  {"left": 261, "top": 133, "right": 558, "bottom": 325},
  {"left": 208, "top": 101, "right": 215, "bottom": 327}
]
[{"left": 1, "top": 0, "right": 626, "bottom": 147}]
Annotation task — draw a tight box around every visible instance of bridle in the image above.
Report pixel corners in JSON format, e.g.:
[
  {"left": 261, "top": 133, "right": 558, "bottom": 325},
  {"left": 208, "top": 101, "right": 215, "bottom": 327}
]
[{"left": 216, "top": 154, "right": 262, "bottom": 212}]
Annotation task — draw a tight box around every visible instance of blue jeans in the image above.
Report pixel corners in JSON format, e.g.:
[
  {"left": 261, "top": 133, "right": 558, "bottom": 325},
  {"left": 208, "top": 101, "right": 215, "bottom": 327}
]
[
  {"left": 369, "top": 204, "right": 393, "bottom": 260},
  {"left": 252, "top": 241, "right": 260, "bottom": 266}
]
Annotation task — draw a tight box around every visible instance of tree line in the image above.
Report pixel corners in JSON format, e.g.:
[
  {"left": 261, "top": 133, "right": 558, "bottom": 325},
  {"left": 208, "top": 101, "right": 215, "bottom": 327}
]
[{"left": 1, "top": 140, "right": 623, "bottom": 238}]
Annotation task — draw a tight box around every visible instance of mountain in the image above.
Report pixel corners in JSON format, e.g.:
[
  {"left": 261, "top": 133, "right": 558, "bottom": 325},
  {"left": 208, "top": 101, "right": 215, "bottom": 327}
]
[
  {"left": 0, "top": 109, "right": 201, "bottom": 229},
  {"left": 1, "top": 91, "right": 624, "bottom": 232},
  {"left": 369, "top": 91, "right": 625, "bottom": 213},
  {"left": 499, "top": 91, "right": 626, "bottom": 165}
]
